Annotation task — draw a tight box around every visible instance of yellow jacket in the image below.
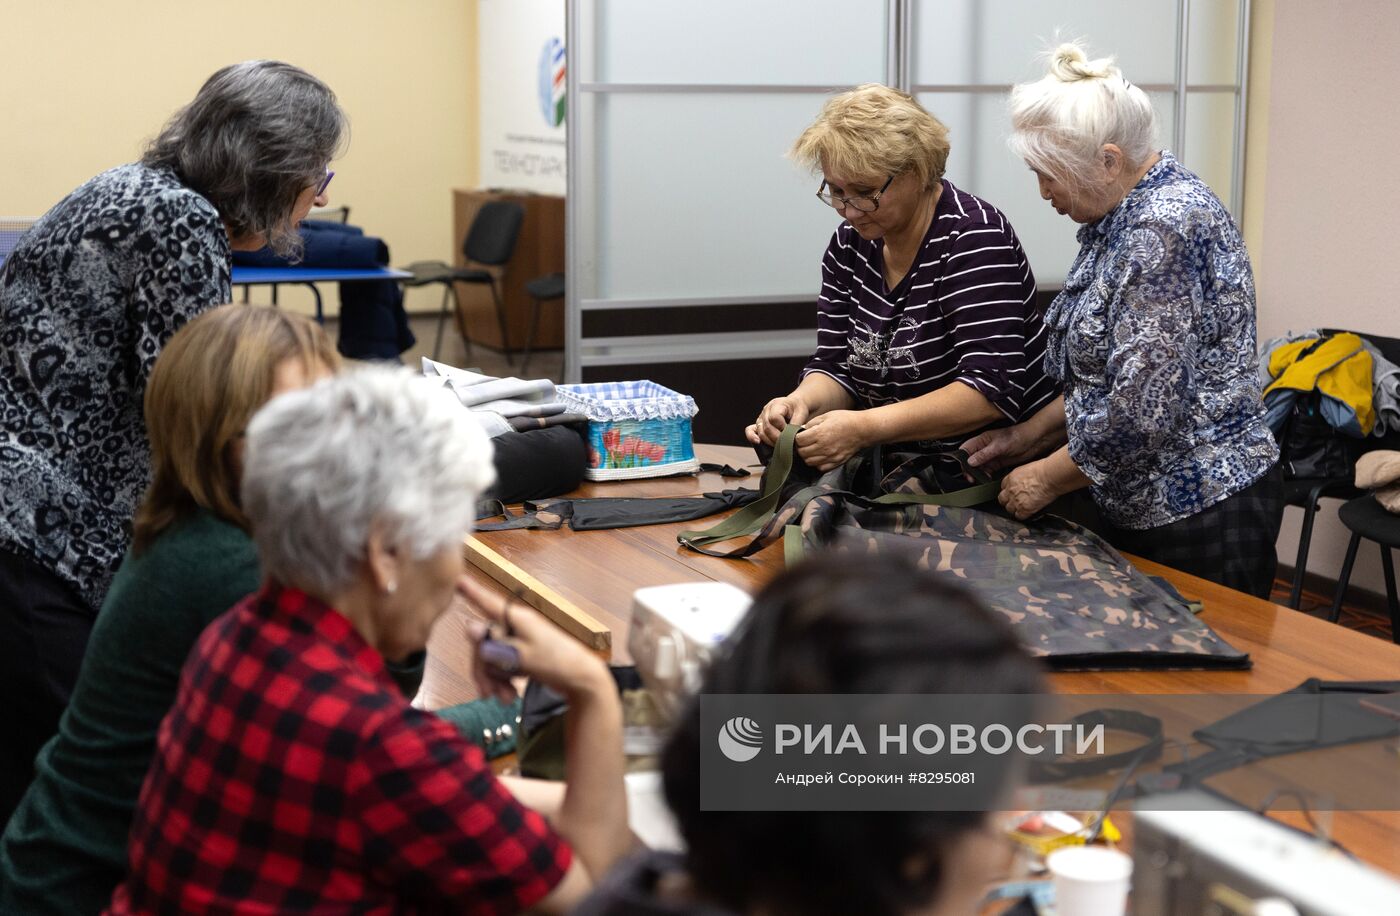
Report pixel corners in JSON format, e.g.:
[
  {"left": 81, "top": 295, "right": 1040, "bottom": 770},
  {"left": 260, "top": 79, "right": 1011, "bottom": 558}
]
[{"left": 1264, "top": 333, "right": 1375, "bottom": 436}]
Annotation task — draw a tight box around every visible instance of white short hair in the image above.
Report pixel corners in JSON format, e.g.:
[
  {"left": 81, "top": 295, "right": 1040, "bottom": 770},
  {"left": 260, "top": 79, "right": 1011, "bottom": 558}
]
[
  {"left": 241, "top": 365, "right": 496, "bottom": 597},
  {"left": 1007, "top": 42, "right": 1157, "bottom": 189}
]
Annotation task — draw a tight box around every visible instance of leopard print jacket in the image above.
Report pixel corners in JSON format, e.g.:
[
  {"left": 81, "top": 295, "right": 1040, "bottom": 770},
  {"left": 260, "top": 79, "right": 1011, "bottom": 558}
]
[{"left": 0, "top": 164, "right": 231, "bottom": 610}]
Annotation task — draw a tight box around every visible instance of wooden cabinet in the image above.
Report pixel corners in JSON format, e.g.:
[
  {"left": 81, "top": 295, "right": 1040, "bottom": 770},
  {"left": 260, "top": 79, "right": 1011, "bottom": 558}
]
[{"left": 451, "top": 189, "right": 564, "bottom": 352}]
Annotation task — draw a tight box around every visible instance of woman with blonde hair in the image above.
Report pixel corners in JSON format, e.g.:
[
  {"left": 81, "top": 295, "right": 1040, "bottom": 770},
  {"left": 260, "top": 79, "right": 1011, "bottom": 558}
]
[
  {"left": 962, "top": 43, "right": 1281, "bottom": 596},
  {"left": 747, "top": 83, "right": 1059, "bottom": 471},
  {"left": 0, "top": 305, "right": 339, "bottom": 915}
]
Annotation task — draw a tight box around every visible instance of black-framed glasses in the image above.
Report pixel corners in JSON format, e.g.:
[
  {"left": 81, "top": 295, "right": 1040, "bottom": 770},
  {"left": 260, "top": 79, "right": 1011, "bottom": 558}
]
[
  {"left": 816, "top": 175, "right": 894, "bottom": 213},
  {"left": 314, "top": 168, "right": 335, "bottom": 197}
]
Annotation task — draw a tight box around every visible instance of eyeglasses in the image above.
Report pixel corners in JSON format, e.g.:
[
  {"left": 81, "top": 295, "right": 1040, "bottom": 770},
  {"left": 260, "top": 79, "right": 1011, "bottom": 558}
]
[
  {"left": 314, "top": 168, "right": 335, "bottom": 197},
  {"left": 816, "top": 175, "right": 894, "bottom": 213}
]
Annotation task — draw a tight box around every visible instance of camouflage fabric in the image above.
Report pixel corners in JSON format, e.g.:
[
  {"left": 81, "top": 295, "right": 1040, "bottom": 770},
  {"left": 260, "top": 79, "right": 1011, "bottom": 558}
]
[{"left": 679, "top": 426, "right": 1249, "bottom": 671}]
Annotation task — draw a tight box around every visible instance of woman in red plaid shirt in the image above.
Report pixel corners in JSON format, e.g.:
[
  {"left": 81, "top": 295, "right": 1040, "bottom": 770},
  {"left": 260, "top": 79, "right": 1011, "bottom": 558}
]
[{"left": 107, "top": 367, "right": 631, "bottom": 914}]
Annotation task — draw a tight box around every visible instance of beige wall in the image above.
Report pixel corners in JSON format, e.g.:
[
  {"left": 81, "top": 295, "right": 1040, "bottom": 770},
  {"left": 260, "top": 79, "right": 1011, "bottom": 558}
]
[
  {"left": 1254, "top": 0, "right": 1400, "bottom": 596},
  {"left": 0, "top": 0, "right": 478, "bottom": 317}
]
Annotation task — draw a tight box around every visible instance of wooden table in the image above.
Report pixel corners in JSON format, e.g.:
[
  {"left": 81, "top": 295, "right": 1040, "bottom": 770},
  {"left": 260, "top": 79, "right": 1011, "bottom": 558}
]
[{"left": 425, "top": 444, "right": 1400, "bottom": 875}]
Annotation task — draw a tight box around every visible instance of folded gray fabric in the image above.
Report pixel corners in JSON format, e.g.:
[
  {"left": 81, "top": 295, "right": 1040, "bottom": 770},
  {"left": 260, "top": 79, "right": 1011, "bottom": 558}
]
[{"left": 1357, "top": 339, "right": 1400, "bottom": 436}]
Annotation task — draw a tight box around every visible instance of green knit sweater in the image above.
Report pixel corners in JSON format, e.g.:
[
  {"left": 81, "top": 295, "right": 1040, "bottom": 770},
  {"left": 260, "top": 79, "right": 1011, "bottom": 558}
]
[{"left": 0, "top": 511, "right": 260, "bottom": 915}]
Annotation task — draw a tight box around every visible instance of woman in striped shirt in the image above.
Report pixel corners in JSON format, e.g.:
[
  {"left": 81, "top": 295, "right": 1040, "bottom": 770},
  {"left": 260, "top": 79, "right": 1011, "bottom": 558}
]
[{"left": 746, "top": 84, "right": 1059, "bottom": 470}]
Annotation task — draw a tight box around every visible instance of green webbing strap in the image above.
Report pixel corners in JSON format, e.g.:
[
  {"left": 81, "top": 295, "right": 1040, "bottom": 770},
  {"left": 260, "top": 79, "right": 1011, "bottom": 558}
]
[
  {"left": 783, "top": 524, "right": 806, "bottom": 566},
  {"left": 869, "top": 477, "right": 1002, "bottom": 508},
  {"left": 677, "top": 424, "right": 800, "bottom": 549},
  {"left": 677, "top": 425, "right": 1003, "bottom": 554}
]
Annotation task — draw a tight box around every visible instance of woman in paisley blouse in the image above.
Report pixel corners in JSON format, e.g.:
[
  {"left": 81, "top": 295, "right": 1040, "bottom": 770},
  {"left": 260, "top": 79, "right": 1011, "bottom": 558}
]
[
  {"left": 0, "top": 60, "right": 344, "bottom": 825},
  {"left": 962, "top": 43, "right": 1282, "bottom": 598}
]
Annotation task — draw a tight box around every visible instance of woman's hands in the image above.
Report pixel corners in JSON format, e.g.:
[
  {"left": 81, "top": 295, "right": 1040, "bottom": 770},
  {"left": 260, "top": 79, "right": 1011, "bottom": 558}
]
[
  {"left": 997, "top": 459, "right": 1060, "bottom": 520},
  {"left": 458, "top": 575, "right": 611, "bottom": 704},
  {"left": 961, "top": 423, "right": 1039, "bottom": 472},
  {"left": 745, "top": 395, "right": 811, "bottom": 447},
  {"left": 794, "top": 410, "right": 869, "bottom": 471}
]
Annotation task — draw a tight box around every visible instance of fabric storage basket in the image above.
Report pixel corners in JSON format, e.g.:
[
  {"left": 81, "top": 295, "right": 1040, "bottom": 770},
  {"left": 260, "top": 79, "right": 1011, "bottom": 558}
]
[{"left": 557, "top": 381, "right": 699, "bottom": 481}]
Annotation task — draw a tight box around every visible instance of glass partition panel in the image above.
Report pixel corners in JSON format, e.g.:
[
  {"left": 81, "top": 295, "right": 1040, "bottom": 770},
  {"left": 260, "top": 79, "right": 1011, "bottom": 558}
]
[
  {"left": 1183, "top": 90, "right": 1237, "bottom": 208},
  {"left": 1188, "top": 0, "right": 1242, "bottom": 85},
  {"left": 593, "top": 92, "right": 850, "bottom": 299},
  {"left": 594, "top": 0, "right": 888, "bottom": 85},
  {"left": 911, "top": 0, "right": 1180, "bottom": 87}
]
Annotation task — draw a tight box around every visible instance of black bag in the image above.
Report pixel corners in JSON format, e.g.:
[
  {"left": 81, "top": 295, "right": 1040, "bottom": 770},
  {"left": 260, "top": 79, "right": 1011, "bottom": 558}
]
[{"left": 1279, "top": 388, "right": 1362, "bottom": 480}]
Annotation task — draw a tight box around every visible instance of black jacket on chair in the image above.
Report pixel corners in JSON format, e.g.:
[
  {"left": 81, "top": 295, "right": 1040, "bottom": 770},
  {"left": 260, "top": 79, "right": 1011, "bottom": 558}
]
[{"left": 233, "top": 220, "right": 415, "bottom": 361}]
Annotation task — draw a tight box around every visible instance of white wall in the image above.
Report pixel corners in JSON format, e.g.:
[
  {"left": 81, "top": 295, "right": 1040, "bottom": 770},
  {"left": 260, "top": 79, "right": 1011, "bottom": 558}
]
[{"left": 1256, "top": 0, "right": 1400, "bottom": 596}]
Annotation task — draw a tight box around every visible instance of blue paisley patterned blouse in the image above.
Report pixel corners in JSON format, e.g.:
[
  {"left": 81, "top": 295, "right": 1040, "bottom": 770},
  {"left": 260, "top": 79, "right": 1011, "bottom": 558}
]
[{"left": 1045, "top": 151, "right": 1278, "bottom": 529}]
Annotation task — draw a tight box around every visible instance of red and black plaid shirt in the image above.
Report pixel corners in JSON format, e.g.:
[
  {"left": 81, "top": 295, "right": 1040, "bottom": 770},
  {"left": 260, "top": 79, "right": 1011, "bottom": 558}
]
[{"left": 106, "top": 583, "right": 570, "bottom": 914}]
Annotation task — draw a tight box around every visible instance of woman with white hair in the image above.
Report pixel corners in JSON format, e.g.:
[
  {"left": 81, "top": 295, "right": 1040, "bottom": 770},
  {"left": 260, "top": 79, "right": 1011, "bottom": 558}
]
[
  {"left": 107, "top": 368, "right": 630, "bottom": 914},
  {"left": 747, "top": 83, "right": 1060, "bottom": 471},
  {"left": 962, "top": 43, "right": 1282, "bottom": 597}
]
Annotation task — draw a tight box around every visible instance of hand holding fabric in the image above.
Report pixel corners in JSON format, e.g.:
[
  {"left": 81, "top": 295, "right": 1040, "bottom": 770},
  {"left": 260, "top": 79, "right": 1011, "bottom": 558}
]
[
  {"left": 795, "top": 410, "right": 870, "bottom": 472},
  {"left": 998, "top": 459, "right": 1060, "bottom": 520},
  {"left": 746, "top": 396, "right": 811, "bottom": 447}
]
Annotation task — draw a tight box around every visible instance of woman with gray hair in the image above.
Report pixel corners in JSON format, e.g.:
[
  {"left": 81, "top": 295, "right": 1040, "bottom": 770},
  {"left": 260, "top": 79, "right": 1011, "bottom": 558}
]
[
  {"left": 0, "top": 60, "right": 344, "bottom": 823},
  {"left": 961, "top": 43, "right": 1281, "bottom": 597},
  {"left": 108, "top": 367, "right": 630, "bottom": 914}
]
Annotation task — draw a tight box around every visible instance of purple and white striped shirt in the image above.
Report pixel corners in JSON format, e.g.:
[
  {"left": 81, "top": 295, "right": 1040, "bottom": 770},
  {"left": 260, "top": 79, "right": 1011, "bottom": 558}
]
[{"left": 803, "top": 179, "right": 1059, "bottom": 447}]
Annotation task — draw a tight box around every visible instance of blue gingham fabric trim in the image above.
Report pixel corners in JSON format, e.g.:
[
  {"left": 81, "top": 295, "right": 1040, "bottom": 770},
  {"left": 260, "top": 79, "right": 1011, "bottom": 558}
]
[{"left": 557, "top": 381, "right": 698, "bottom": 421}]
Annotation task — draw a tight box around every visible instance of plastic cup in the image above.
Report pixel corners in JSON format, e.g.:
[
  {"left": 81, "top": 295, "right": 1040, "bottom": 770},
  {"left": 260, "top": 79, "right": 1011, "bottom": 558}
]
[{"left": 1047, "top": 845, "right": 1133, "bottom": 916}]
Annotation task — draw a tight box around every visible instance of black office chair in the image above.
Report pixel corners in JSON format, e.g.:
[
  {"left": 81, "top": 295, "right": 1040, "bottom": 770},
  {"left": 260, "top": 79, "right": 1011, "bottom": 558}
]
[
  {"left": 521, "top": 272, "right": 564, "bottom": 377},
  {"left": 400, "top": 200, "right": 524, "bottom": 362},
  {"left": 1277, "top": 329, "right": 1400, "bottom": 608},
  {"left": 1328, "top": 495, "right": 1400, "bottom": 643}
]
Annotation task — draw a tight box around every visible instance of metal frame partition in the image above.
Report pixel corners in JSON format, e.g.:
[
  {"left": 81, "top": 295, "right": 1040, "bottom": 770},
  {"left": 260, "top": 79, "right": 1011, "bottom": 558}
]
[{"left": 566, "top": 0, "right": 1251, "bottom": 384}]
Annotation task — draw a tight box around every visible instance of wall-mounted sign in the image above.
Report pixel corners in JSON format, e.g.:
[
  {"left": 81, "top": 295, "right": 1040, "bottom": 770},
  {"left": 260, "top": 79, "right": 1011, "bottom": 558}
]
[{"left": 479, "top": 0, "right": 566, "bottom": 195}]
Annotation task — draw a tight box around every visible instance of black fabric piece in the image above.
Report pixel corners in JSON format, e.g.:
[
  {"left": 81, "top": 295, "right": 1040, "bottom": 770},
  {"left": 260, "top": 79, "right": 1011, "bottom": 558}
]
[
  {"left": 233, "top": 220, "right": 415, "bottom": 361},
  {"left": 383, "top": 650, "right": 426, "bottom": 700},
  {"left": 0, "top": 549, "right": 97, "bottom": 829},
  {"left": 1029, "top": 709, "right": 1165, "bottom": 783},
  {"left": 476, "top": 488, "right": 761, "bottom": 532},
  {"left": 697, "top": 463, "right": 752, "bottom": 478},
  {"left": 484, "top": 426, "right": 588, "bottom": 506},
  {"left": 1164, "top": 679, "right": 1400, "bottom": 785}
]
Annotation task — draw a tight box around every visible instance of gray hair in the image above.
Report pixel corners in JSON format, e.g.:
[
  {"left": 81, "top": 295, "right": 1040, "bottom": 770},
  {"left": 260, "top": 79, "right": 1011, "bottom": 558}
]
[
  {"left": 241, "top": 366, "right": 496, "bottom": 598},
  {"left": 142, "top": 60, "right": 346, "bottom": 258},
  {"left": 1007, "top": 42, "right": 1157, "bottom": 190}
]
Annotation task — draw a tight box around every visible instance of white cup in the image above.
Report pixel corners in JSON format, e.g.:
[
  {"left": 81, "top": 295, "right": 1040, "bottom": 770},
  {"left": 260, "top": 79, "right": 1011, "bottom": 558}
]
[{"left": 1047, "top": 845, "right": 1133, "bottom": 916}]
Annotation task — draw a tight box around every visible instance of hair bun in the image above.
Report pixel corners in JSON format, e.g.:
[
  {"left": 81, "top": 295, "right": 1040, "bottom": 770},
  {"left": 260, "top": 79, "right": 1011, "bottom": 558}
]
[{"left": 1049, "top": 42, "right": 1116, "bottom": 82}]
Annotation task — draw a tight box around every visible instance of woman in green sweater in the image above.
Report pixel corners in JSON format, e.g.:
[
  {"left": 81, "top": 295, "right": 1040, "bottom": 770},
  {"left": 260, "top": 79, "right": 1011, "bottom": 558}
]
[{"left": 0, "top": 304, "right": 340, "bottom": 914}]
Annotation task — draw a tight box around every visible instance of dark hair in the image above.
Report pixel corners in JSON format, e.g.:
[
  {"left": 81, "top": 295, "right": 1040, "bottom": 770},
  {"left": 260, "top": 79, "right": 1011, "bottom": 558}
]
[
  {"left": 662, "top": 551, "right": 1045, "bottom": 916},
  {"left": 142, "top": 60, "right": 345, "bottom": 257}
]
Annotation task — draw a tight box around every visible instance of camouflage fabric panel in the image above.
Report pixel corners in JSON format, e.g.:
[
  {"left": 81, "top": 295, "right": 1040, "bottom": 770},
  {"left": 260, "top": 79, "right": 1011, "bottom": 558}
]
[{"left": 788, "top": 464, "right": 1248, "bottom": 670}]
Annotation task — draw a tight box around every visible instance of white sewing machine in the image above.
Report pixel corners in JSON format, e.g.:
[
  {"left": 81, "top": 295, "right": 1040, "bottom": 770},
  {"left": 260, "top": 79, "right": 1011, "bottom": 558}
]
[{"left": 628, "top": 581, "right": 751, "bottom": 720}]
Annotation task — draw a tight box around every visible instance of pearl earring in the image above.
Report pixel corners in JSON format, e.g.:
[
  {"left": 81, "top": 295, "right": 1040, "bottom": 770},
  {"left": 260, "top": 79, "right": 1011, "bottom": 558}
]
[{"left": 386, "top": 581, "right": 398, "bottom": 594}]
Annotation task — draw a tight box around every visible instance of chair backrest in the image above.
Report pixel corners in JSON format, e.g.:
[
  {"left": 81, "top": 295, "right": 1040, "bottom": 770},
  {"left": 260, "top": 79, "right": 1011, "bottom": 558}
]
[
  {"left": 462, "top": 201, "right": 525, "bottom": 267},
  {"left": 309, "top": 205, "right": 351, "bottom": 224},
  {"left": 0, "top": 216, "right": 39, "bottom": 269}
]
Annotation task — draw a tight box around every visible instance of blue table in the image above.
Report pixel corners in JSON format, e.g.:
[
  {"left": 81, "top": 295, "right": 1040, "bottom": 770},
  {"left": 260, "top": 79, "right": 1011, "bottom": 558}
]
[{"left": 231, "top": 266, "right": 411, "bottom": 323}]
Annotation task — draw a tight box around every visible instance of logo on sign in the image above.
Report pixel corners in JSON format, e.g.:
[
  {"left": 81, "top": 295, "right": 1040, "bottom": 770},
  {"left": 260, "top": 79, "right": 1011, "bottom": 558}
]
[
  {"left": 538, "top": 37, "right": 566, "bottom": 128},
  {"left": 718, "top": 717, "right": 764, "bottom": 762}
]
